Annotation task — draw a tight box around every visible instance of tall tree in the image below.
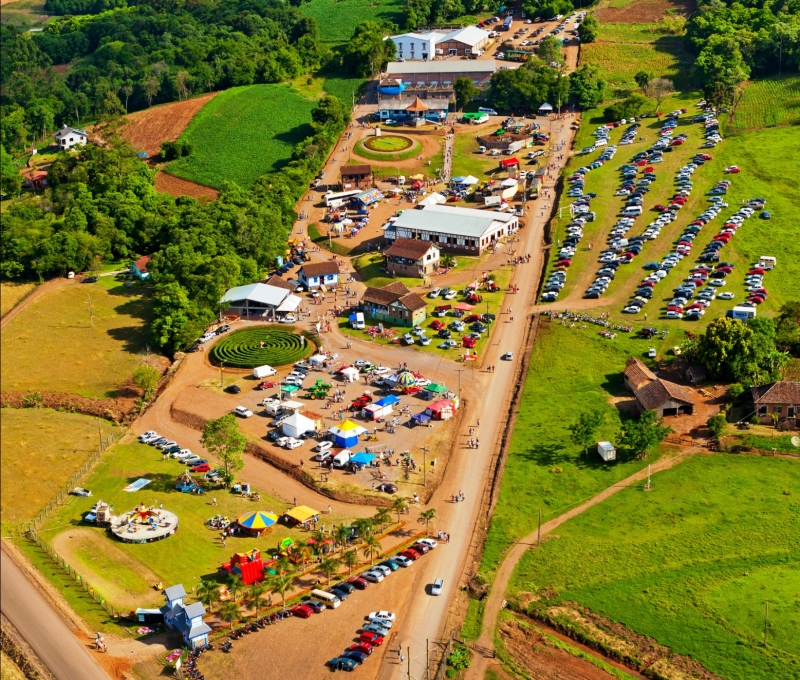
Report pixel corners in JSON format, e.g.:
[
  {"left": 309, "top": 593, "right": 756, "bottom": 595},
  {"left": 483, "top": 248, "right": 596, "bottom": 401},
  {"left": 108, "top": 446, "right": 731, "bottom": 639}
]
[
  {"left": 695, "top": 35, "right": 750, "bottom": 108},
  {"left": 342, "top": 549, "right": 359, "bottom": 574},
  {"left": 644, "top": 77, "right": 675, "bottom": 113},
  {"left": 343, "top": 21, "right": 397, "bottom": 77},
  {"left": 202, "top": 414, "right": 247, "bottom": 485},
  {"left": 453, "top": 77, "right": 479, "bottom": 110},
  {"left": 132, "top": 364, "right": 160, "bottom": 400},
  {"left": 619, "top": 410, "right": 672, "bottom": 459},
  {"left": 391, "top": 497, "right": 408, "bottom": 524},
  {"left": 196, "top": 580, "right": 220, "bottom": 613},
  {"left": 269, "top": 575, "right": 293, "bottom": 609},
  {"left": 418, "top": 508, "right": 437, "bottom": 535},
  {"left": 219, "top": 601, "right": 242, "bottom": 629},
  {"left": 577, "top": 15, "right": 599, "bottom": 43},
  {"left": 320, "top": 557, "right": 340, "bottom": 584},
  {"left": 568, "top": 409, "right": 604, "bottom": 456},
  {"left": 361, "top": 534, "right": 381, "bottom": 564}
]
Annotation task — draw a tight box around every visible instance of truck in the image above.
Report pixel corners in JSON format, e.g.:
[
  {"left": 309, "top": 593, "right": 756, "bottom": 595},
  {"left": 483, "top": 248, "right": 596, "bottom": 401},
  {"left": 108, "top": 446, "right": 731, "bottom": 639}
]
[
  {"left": 726, "top": 306, "right": 757, "bottom": 321},
  {"left": 350, "top": 312, "right": 365, "bottom": 330},
  {"left": 758, "top": 256, "right": 776, "bottom": 270},
  {"left": 253, "top": 365, "right": 277, "bottom": 379},
  {"left": 484, "top": 196, "right": 502, "bottom": 208}
]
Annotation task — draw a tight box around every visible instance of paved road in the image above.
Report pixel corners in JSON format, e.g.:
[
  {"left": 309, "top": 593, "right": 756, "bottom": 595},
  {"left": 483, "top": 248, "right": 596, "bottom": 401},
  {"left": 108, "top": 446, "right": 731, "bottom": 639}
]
[{"left": 1, "top": 548, "right": 110, "bottom": 680}]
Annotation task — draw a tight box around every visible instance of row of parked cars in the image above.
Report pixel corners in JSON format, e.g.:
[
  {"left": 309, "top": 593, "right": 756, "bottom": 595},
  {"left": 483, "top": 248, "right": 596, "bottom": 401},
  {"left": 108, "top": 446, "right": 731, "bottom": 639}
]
[
  {"left": 314, "top": 538, "right": 438, "bottom": 671},
  {"left": 139, "top": 431, "right": 218, "bottom": 475}
]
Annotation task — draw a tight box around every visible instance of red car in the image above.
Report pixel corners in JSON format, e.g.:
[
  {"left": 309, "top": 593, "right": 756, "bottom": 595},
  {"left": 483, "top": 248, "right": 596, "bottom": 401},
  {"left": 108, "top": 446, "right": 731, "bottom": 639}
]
[
  {"left": 639, "top": 281, "right": 655, "bottom": 288},
  {"left": 359, "top": 632, "right": 384, "bottom": 646},
  {"left": 350, "top": 643, "right": 373, "bottom": 656},
  {"left": 670, "top": 139, "right": 684, "bottom": 146},
  {"left": 191, "top": 463, "right": 211, "bottom": 473},
  {"left": 749, "top": 268, "right": 766, "bottom": 275},
  {"left": 399, "top": 549, "right": 421, "bottom": 561},
  {"left": 255, "top": 380, "right": 275, "bottom": 390},
  {"left": 464, "top": 314, "right": 481, "bottom": 323},
  {"left": 412, "top": 543, "right": 430, "bottom": 554},
  {"left": 293, "top": 605, "right": 314, "bottom": 618},
  {"left": 699, "top": 153, "right": 712, "bottom": 160},
  {"left": 348, "top": 577, "right": 369, "bottom": 589},
  {"left": 555, "top": 259, "right": 571, "bottom": 268},
  {"left": 430, "top": 320, "right": 444, "bottom": 330},
  {"left": 463, "top": 337, "right": 477, "bottom": 348},
  {"left": 724, "top": 166, "right": 740, "bottom": 174},
  {"left": 635, "top": 160, "right": 647, "bottom": 166},
  {"left": 653, "top": 204, "right": 668, "bottom": 212}
]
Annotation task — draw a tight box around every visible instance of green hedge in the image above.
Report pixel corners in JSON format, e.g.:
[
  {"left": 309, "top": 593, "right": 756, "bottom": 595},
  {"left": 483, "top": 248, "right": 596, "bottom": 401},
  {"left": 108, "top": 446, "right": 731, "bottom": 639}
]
[{"left": 211, "top": 327, "right": 312, "bottom": 368}]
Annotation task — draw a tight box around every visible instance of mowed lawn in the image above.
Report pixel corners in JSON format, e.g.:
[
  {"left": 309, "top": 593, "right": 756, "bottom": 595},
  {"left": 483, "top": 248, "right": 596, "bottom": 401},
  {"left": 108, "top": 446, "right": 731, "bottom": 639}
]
[
  {"left": 509, "top": 455, "right": 800, "bottom": 680},
  {"left": 478, "top": 322, "right": 677, "bottom": 581},
  {"left": 450, "top": 132, "right": 506, "bottom": 181},
  {"left": 729, "top": 75, "right": 800, "bottom": 132},
  {"left": 0, "top": 409, "right": 121, "bottom": 532},
  {"left": 0, "top": 279, "right": 154, "bottom": 398},
  {"left": 301, "top": 0, "right": 404, "bottom": 42},
  {"left": 33, "top": 441, "right": 358, "bottom": 621},
  {"left": 581, "top": 23, "right": 691, "bottom": 90},
  {"left": 167, "top": 85, "right": 317, "bottom": 190}
]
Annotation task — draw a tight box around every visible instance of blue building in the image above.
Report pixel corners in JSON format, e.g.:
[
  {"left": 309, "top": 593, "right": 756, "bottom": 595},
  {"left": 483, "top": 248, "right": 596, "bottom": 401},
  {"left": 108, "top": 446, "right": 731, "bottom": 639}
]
[
  {"left": 130, "top": 255, "right": 151, "bottom": 281},
  {"left": 160, "top": 584, "right": 211, "bottom": 648}
]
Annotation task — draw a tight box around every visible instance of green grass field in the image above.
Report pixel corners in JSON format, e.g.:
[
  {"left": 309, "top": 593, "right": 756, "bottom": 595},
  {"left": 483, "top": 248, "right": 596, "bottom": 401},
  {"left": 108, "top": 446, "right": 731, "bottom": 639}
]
[
  {"left": 0, "top": 409, "right": 121, "bottom": 533},
  {"left": 509, "top": 455, "right": 800, "bottom": 680},
  {"left": 300, "top": 0, "right": 405, "bottom": 42},
  {"left": 730, "top": 75, "right": 800, "bottom": 133},
  {"left": 450, "top": 133, "right": 506, "bottom": 180},
  {"left": 581, "top": 23, "right": 691, "bottom": 91},
  {"left": 354, "top": 137, "right": 423, "bottom": 162},
  {"left": 478, "top": 322, "right": 673, "bottom": 582},
  {"left": 0, "top": 0, "right": 48, "bottom": 28},
  {"left": 168, "top": 85, "right": 317, "bottom": 190},
  {"left": 0, "top": 278, "right": 154, "bottom": 398}
]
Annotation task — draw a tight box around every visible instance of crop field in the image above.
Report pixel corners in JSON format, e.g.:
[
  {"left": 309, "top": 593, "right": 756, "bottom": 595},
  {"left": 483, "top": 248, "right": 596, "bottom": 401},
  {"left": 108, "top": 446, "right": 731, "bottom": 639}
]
[
  {"left": 0, "top": 408, "right": 121, "bottom": 533},
  {"left": 477, "top": 323, "right": 672, "bottom": 581},
  {"left": 300, "top": 0, "right": 405, "bottom": 42},
  {"left": 730, "top": 75, "right": 800, "bottom": 132},
  {"left": 0, "top": 281, "right": 36, "bottom": 317},
  {"left": 0, "top": 0, "right": 47, "bottom": 28},
  {"left": 509, "top": 455, "right": 800, "bottom": 680},
  {"left": 581, "top": 23, "right": 691, "bottom": 90},
  {"left": 167, "top": 85, "right": 317, "bottom": 190},
  {"left": 0, "top": 279, "right": 155, "bottom": 398},
  {"left": 211, "top": 327, "right": 313, "bottom": 368},
  {"left": 322, "top": 75, "right": 368, "bottom": 104},
  {"left": 24, "top": 441, "right": 355, "bottom": 629}
]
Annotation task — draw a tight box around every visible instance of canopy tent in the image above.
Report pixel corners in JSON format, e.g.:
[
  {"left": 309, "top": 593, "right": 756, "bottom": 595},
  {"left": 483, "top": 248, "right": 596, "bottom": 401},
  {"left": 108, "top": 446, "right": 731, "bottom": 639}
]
[
  {"left": 499, "top": 158, "right": 520, "bottom": 168},
  {"left": 284, "top": 505, "right": 319, "bottom": 525},
  {"left": 340, "top": 366, "right": 360, "bottom": 383},
  {"left": 538, "top": 102, "right": 554, "bottom": 114},
  {"left": 281, "top": 411, "right": 316, "bottom": 438},
  {"left": 363, "top": 394, "right": 400, "bottom": 421},
  {"left": 276, "top": 295, "right": 302, "bottom": 313},
  {"left": 418, "top": 192, "right": 445, "bottom": 207},
  {"left": 411, "top": 412, "right": 431, "bottom": 426},
  {"left": 451, "top": 175, "right": 479, "bottom": 186},
  {"left": 500, "top": 178, "right": 518, "bottom": 188},
  {"left": 280, "top": 384, "right": 300, "bottom": 395},
  {"left": 328, "top": 420, "right": 368, "bottom": 448},
  {"left": 422, "top": 383, "right": 448, "bottom": 400},
  {"left": 353, "top": 188, "right": 384, "bottom": 206},
  {"left": 374, "top": 394, "right": 400, "bottom": 407},
  {"left": 349, "top": 452, "right": 376, "bottom": 466},
  {"left": 426, "top": 398, "right": 456, "bottom": 420},
  {"left": 410, "top": 174, "right": 425, "bottom": 180},
  {"left": 236, "top": 511, "right": 278, "bottom": 533},
  {"left": 309, "top": 354, "right": 327, "bottom": 367},
  {"left": 454, "top": 302, "right": 475, "bottom": 311}
]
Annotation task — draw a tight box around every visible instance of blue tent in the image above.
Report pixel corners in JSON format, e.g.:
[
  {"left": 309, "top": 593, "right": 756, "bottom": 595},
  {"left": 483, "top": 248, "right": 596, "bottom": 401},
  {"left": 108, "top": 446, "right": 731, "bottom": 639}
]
[
  {"left": 328, "top": 420, "right": 368, "bottom": 448},
  {"left": 373, "top": 395, "right": 400, "bottom": 408},
  {"left": 349, "top": 452, "right": 376, "bottom": 466}
]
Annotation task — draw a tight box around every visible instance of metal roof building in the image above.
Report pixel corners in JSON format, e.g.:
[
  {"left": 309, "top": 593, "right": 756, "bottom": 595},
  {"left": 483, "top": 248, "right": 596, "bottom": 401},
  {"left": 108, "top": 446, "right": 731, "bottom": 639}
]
[
  {"left": 384, "top": 204, "right": 519, "bottom": 255},
  {"left": 220, "top": 283, "right": 293, "bottom": 318}
]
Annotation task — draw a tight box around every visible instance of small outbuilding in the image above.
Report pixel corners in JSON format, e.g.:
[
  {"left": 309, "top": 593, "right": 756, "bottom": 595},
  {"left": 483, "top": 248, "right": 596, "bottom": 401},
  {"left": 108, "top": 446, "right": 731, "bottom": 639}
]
[
  {"left": 340, "top": 164, "right": 374, "bottom": 189},
  {"left": 596, "top": 441, "right": 616, "bottom": 462}
]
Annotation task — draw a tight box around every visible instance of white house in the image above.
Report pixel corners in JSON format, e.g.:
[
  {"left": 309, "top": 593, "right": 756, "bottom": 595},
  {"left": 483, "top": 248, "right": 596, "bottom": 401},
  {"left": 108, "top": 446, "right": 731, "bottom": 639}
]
[
  {"left": 53, "top": 125, "right": 88, "bottom": 150},
  {"left": 390, "top": 31, "right": 444, "bottom": 61},
  {"left": 160, "top": 584, "right": 211, "bottom": 649},
  {"left": 297, "top": 262, "right": 339, "bottom": 289}
]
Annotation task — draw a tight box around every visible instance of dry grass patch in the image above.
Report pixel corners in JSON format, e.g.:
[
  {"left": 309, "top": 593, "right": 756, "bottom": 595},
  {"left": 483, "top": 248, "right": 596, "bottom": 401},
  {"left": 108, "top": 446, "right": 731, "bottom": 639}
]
[{"left": 0, "top": 281, "right": 36, "bottom": 317}]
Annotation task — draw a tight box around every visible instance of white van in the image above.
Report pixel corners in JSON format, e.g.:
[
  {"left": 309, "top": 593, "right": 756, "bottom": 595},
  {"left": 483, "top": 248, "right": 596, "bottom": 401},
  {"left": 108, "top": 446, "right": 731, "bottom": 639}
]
[
  {"left": 253, "top": 365, "right": 277, "bottom": 379},
  {"left": 594, "top": 138, "right": 608, "bottom": 146},
  {"left": 478, "top": 107, "right": 498, "bottom": 115},
  {"left": 758, "top": 256, "right": 776, "bottom": 270},
  {"left": 311, "top": 589, "right": 340, "bottom": 608},
  {"left": 351, "top": 312, "right": 365, "bottom": 330},
  {"left": 622, "top": 206, "right": 643, "bottom": 216},
  {"left": 198, "top": 332, "right": 216, "bottom": 344},
  {"left": 331, "top": 450, "right": 352, "bottom": 468}
]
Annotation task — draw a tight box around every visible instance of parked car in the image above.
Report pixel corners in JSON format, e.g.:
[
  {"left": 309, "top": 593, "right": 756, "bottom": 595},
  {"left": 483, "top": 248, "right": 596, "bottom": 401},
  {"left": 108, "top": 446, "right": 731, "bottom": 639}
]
[
  {"left": 368, "top": 611, "right": 397, "bottom": 622},
  {"left": 225, "top": 385, "right": 241, "bottom": 394},
  {"left": 292, "top": 605, "right": 314, "bottom": 618},
  {"left": 235, "top": 406, "right": 253, "bottom": 418},
  {"left": 329, "top": 657, "right": 358, "bottom": 672}
]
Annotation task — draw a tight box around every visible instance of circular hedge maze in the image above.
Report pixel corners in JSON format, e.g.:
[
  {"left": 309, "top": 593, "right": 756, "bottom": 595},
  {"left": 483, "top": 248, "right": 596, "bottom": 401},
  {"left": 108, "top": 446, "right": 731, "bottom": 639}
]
[
  {"left": 211, "top": 327, "right": 312, "bottom": 368},
  {"left": 363, "top": 135, "right": 415, "bottom": 152}
]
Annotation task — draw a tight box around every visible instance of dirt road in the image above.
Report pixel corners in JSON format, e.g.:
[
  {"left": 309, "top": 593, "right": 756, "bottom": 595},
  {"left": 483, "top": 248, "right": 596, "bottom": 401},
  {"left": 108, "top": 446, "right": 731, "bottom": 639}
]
[
  {"left": 466, "top": 448, "right": 697, "bottom": 679},
  {"left": 1, "top": 547, "right": 110, "bottom": 680}
]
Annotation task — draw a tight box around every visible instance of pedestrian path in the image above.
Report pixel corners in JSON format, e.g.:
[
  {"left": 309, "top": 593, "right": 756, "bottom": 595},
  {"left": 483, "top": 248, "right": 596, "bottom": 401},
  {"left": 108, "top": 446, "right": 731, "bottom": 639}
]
[{"left": 442, "top": 132, "right": 454, "bottom": 182}]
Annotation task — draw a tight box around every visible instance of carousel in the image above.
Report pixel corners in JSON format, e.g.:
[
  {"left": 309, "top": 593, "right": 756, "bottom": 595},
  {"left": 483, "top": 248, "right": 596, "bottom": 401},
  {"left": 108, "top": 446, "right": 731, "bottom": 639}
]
[{"left": 110, "top": 502, "right": 179, "bottom": 543}]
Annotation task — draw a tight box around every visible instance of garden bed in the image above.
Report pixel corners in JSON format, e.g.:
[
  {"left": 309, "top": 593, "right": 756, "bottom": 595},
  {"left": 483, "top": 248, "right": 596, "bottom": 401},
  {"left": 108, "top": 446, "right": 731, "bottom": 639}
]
[{"left": 210, "top": 326, "right": 314, "bottom": 368}]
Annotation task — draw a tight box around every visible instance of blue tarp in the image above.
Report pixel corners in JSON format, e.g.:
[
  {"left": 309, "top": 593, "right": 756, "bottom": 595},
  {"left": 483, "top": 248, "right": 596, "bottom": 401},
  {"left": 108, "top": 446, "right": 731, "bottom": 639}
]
[
  {"left": 374, "top": 395, "right": 401, "bottom": 407},
  {"left": 349, "top": 452, "right": 376, "bottom": 466},
  {"left": 123, "top": 478, "right": 151, "bottom": 492}
]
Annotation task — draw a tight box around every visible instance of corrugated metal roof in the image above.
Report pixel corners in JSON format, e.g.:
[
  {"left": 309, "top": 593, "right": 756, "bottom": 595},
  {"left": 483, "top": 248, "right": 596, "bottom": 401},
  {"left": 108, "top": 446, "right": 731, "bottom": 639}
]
[
  {"left": 386, "top": 61, "right": 497, "bottom": 75},
  {"left": 220, "top": 283, "right": 290, "bottom": 307},
  {"left": 392, "top": 204, "right": 515, "bottom": 239},
  {"left": 441, "top": 26, "right": 490, "bottom": 46}
]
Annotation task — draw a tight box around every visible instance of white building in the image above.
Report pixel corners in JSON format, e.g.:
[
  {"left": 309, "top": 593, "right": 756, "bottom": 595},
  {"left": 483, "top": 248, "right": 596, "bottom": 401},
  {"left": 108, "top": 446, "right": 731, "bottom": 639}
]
[
  {"left": 389, "top": 26, "right": 490, "bottom": 60},
  {"left": 383, "top": 204, "right": 519, "bottom": 255},
  {"left": 219, "top": 282, "right": 301, "bottom": 319},
  {"left": 53, "top": 125, "right": 88, "bottom": 150},
  {"left": 390, "top": 31, "right": 443, "bottom": 61}
]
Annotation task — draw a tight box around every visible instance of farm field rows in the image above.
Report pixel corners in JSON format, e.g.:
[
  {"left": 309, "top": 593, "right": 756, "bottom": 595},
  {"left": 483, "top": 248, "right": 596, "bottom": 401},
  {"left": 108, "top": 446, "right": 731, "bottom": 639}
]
[
  {"left": 508, "top": 455, "right": 800, "bottom": 680},
  {"left": 729, "top": 75, "right": 800, "bottom": 132},
  {"left": 0, "top": 408, "right": 121, "bottom": 533},
  {"left": 300, "top": 0, "right": 404, "bottom": 42},
  {"left": 167, "top": 85, "right": 317, "bottom": 190},
  {"left": 0, "top": 278, "right": 156, "bottom": 398}
]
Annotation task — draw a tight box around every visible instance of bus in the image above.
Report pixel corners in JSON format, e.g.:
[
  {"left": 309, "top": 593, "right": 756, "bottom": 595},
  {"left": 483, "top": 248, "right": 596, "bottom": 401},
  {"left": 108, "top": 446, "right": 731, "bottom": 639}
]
[
  {"left": 311, "top": 589, "right": 341, "bottom": 608},
  {"left": 502, "top": 15, "right": 513, "bottom": 31}
]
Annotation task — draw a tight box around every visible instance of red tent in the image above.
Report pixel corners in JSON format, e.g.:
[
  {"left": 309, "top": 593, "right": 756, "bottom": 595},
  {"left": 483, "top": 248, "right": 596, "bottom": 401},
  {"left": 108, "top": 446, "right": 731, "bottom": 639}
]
[{"left": 499, "top": 158, "right": 520, "bottom": 168}]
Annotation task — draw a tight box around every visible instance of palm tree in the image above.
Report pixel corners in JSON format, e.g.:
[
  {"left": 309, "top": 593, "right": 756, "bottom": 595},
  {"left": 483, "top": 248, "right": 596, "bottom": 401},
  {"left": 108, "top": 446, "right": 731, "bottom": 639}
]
[
  {"left": 418, "top": 508, "right": 437, "bottom": 536},
  {"left": 334, "top": 525, "right": 351, "bottom": 553},
  {"left": 342, "top": 549, "right": 359, "bottom": 575},
  {"left": 247, "top": 582, "right": 267, "bottom": 618},
  {"left": 226, "top": 573, "right": 244, "bottom": 602},
  {"left": 771, "top": 411, "right": 780, "bottom": 438},
  {"left": 196, "top": 580, "right": 220, "bottom": 614},
  {"left": 373, "top": 507, "right": 391, "bottom": 531},
  {"left": 441, "top": 254, "right": 457, "bottom": 269},
  {"left": 320, "top": 557, "right": 340, "bottom": 584},
  {"left": 392, "top": 497, "right": 408, "bottom": 524},
  {"left": 353, "top": 517, "right": 373, "bottom": 540},
  {"left": 219, "top": 601, "right": 242, "bottom": 629},
  {"left": 362, "top": 535, "right": 381, "bottom": 564},
  {"left": 276, "top": 555, "right": 294, "bottom": 575},
  {"left": 270, "top": 575, "right": 293, "bottom": 609},
  {"left": 311, "top": 529, "right": 327, "bottom": 555}
]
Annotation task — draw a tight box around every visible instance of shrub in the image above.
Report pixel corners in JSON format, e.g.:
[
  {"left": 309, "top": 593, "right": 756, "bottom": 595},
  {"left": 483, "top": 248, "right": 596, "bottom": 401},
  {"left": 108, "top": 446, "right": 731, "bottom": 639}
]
[
  {"left": 211, "top": 327, "right": 312, "bottom": 368},
  {"left": 446, "top": 646, "right": 472, "bottom": 671}
]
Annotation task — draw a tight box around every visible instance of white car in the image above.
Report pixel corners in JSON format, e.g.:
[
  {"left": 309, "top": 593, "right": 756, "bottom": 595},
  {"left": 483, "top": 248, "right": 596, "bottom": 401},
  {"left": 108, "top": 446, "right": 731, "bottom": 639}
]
[
  {"left": 415, "top": 378, "right": 431, "bottom": 387},
  {"left": 648, "top": 348, "right": 657, "bottom": 358},
  {"left": 139, "top": 430, "right": 157, "bottom": 442},
  {"left": 283, "top": 438, "right": 303, "bottom": 449},
  {"left": 173, "top": 449, "right": 193, "bottom": 460},
  {"left": 431, "top": 578, "right": 444, "bottom": 596},
  {"left": 392, "top": 555, "right": 412, "bottom": 568},
  {"left": 284, "top": 376, "right": 304, "bottom": 386},
  {"left": 368, "top": 611, "right": 397, "bottom": 622},
  {"left": 428, "top": 288, "right": 442, "bottom": 298},
  {"left": 373, "top": 366, "right": 391, "bottom": 376},
  {"left": 280, "top": 314, "right": 297, "bottom": 324},
  {"left": 502, "top": 352, "right": 514, "bottom": 361},
  {"left": 314, "top": 441, "right": 333, "bottom": 453},
  {"left": 417, "top": 538, "right": 437, "bottom": 550},
  {"left": 370, "top": 616, "right": 394, "bottom": 629},
  {"left": 235, "top": 406, "right": 254, "bottom": 418},
  {"left": 444, "top": 290, "right": 457, "bottom": 300},
  {"left": 157, "top": 440, "right": 177, "bottom": 450},
  {"left": 353, "top": 359, "right": 370, "bottom": 368},
  {"left": 718, "top": 292, "right": 735, "bottom": 300},
  {"left": 362, "top": 571, "right": 384, "bottom": 583},
  {"left": 371, "top": 565, "right": 392, "bottom": 577}
]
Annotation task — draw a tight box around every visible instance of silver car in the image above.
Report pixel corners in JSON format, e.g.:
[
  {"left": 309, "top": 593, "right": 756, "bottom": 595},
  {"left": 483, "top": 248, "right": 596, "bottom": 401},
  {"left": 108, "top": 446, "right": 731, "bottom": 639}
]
[{"left": 431, "top": 579, "right": 444, "bottom": 596}]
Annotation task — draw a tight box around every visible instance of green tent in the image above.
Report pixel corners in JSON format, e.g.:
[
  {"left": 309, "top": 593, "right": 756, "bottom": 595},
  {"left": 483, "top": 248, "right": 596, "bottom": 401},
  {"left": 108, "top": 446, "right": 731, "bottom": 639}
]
[{"left": 280, "top": 384, "right": 299, "bottom": 394}]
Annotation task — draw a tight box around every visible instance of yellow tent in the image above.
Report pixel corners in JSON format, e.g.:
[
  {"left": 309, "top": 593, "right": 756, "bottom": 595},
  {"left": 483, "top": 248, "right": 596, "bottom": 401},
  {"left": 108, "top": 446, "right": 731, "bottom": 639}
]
[
  {"left": 285, "top": 505, "right": 319, "bottom": 524},
  {"left": 410, "top": 174, "right": 425, "bottom": 180}
]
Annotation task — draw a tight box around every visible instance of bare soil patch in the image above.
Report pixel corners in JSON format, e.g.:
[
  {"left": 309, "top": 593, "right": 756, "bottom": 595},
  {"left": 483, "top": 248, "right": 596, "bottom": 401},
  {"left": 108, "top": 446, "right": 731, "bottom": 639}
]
[
  {"left": 596, "top": 0, "right": 696, "bottom": 23},
  {"left": 154, "top": 171, "right": 219, "bottom": 200},
  {"left": 115, "top": 92, "right": 217, "bottom": 157}
]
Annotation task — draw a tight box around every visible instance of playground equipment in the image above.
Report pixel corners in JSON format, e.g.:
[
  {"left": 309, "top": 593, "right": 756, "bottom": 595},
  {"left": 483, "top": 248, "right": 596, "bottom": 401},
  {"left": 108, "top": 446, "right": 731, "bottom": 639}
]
[{"left": 219, "top": 548, "right": 265, "bottom": 585}]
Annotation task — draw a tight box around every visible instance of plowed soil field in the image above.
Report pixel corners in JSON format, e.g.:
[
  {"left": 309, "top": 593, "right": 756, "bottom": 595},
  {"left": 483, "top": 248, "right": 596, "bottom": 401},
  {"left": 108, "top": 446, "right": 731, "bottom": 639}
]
[
  {"left": 118, "top": 92, "right": 218, "bottom": 157},
  {"left": 596, "top": 0, "right": 695, "bottom": 23},
  {"left": 154, "top": 171, "right": 219, "bottom": 200}
]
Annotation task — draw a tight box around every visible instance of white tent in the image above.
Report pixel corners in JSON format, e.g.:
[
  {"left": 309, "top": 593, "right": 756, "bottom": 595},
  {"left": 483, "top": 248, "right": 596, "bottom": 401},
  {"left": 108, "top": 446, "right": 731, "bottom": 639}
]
[
  {"left": 309, "top": 354, "right": 327, "bottom": 367},
  {"left": 341, "top": 366, "right": 360, "bottom": 383},
  {"left": 500, "top": 178, "right": 518, "bottom": 188},
  {"left": 418, "top": 192, "right": 446, "bottom": 207},
  {"left": 281, "top": 412, "right": 316, "bottom": 438},
  {"left": 276, "top": 294, "right": 302, "bottom": 312}
]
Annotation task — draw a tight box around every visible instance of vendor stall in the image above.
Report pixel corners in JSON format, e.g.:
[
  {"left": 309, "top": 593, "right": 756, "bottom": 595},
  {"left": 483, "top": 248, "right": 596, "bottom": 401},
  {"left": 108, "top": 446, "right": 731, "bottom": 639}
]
[
  {"left": 328, "top": 420, "right": 368, "bottom": 448},
  {"left": 283, "top": 505, "right": 319, "bottom": 527},
  {"left": 422, "top": 383, "right": 448, "bottom": 401},
  {"left": 425, "top": 399, "right": 456, "bottom": 421},
  {"left": 411, "top": 412, "right": 432, "bottom": 427},
  {"left": 281, "top": 412, "right": 316, "bottom": 438},
  {"left": 362, "top": 394, "right": 400, "bottom": 421},
  {"left": 348, "top": 452, "right": 376, "bottom": 469},
  {"left": 340, "top": 366, "right": 360, "bottom": 383}
]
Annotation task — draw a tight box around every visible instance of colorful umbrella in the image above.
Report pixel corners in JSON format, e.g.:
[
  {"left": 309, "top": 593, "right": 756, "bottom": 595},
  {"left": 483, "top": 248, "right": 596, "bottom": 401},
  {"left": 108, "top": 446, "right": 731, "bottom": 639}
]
[{"left": 236, "top": 511, "right": 278, "bottom": 531}]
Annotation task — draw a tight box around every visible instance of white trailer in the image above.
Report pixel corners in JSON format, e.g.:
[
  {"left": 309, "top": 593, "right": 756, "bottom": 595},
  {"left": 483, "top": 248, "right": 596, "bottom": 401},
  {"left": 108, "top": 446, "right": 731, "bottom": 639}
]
[{"left": 597, "top": 441, "right": 616, "bottom": 462}]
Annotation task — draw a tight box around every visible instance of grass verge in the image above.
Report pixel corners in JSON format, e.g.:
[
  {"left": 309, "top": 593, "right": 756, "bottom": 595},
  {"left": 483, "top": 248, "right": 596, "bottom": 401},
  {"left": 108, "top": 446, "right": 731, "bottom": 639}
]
[{"left": 308, "top": 222, "right": 353, "bottom": 256}]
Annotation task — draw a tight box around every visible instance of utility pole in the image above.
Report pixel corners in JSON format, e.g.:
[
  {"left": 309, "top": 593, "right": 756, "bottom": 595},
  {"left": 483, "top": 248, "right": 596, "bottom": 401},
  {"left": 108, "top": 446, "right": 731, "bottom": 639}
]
[
  {"left": 764, "top": 601, "right": 769, "bottom": 646},
  {"left": 407, "top": 646, "right": 411, "bottom": 680},
  {"left": 219, "top": 361, "right": 224, "bottom": 389},
  {"left": 455, "top": 369, "right": 464, "bottom": 402},
  {"left": 421, "top": 445, "right": 429, "bottom": 486},
  {"left": 426, "top": 639, "right": 430, "bottom": 680},
  {"left": 86, "top": 293, "right": 94, "bottom": 327}
]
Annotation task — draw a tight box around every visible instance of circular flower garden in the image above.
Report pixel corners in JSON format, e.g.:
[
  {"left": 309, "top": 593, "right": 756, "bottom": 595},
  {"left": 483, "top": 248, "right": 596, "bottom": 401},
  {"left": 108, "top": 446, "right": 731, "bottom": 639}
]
[
  {"left": 363, "top": 135, "right": 415, "bottom": 152},
  {"left": 211, "top": 327, "right": 312, "bottom": 368}
]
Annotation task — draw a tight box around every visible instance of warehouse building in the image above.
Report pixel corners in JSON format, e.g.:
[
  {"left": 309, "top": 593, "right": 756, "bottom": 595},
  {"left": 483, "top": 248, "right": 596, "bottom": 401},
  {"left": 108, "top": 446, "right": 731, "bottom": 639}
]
[{"left": 384, "top": 60, "right": 497, "bottom": 87}]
